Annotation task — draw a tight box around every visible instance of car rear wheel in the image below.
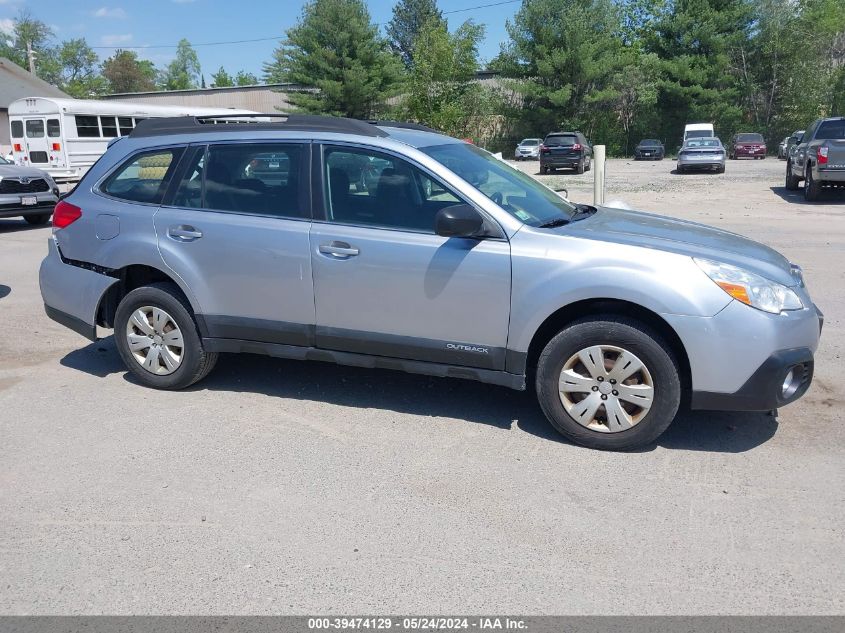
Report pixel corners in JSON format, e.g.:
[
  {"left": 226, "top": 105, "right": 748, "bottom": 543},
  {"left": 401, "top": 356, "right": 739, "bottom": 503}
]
[
  {"left": 575, "top": 159, "right": 585, "bottom": 174},
  {"left": 804, "top": 166, "right": 821, "bottom": 201},
  {"left": 114, "top": 282, "right": 218, "bottom": 390},
  {"left": 535, "top": 316, "right": 681, "bottom": 451},
  {"left": 24, "top": 213, "right": 51, "bottom": 225}
]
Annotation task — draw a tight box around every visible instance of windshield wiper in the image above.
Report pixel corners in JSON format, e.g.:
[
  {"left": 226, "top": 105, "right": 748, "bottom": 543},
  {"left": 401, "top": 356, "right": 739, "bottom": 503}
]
[{"left": 538, "top": 204, "right": 598, "bottom": 229}]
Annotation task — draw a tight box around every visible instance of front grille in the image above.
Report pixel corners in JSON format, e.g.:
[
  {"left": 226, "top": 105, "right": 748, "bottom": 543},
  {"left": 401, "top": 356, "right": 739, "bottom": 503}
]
[{"left": 0, "top": 178, "right": 50, "bottom": 194}]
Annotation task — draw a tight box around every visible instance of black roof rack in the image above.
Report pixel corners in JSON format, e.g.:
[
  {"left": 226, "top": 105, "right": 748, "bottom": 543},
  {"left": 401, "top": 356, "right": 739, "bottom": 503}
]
[
  {"left": 368, "top": 120, "right": 440, "bottom": 134},
  {"left": 130, "top": 114, "right": 389, "bottom": 138}
]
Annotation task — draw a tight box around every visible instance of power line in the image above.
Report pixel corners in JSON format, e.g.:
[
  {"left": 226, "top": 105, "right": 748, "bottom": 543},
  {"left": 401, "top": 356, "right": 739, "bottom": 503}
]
[{"left": 88, "top": 0, "right": 522, "bottom": 50}]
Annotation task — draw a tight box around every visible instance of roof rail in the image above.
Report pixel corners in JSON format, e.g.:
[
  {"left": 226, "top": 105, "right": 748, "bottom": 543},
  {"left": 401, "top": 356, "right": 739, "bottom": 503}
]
[
  {"left": 130, "top": 114, "right": 389, "bottom": 138},
  {"left": 368, "top": 120, "right": 440, "bottom": 134}
]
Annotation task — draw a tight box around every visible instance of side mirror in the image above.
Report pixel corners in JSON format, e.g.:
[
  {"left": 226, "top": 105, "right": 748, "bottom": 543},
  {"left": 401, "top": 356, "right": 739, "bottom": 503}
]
[{"left": 435, "top": 204, "right": 484, "bottom": 238}]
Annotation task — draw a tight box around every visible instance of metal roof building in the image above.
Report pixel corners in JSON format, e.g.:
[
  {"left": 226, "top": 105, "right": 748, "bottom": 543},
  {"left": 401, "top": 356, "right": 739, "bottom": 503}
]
[
  {"left": 102, "top": 83, "right": 311, "bottom": 114},
  {"left": 0, "top": 57, "right": 69, "bottom": 149}
]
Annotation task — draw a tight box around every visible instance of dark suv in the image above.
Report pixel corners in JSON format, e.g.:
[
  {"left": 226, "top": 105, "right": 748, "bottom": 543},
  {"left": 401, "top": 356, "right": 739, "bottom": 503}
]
[{"left": 540, "top": 132, "right": 592, "bottom": 174}]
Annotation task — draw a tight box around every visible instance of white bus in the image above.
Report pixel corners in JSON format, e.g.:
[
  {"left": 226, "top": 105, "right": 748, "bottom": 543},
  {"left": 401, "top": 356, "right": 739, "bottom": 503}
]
[
  {"left": 683, "top": 123, "right": 715, "bottom": 141},
  {"left": 8, "top": 97, "right": 256, "bottom": 181}
]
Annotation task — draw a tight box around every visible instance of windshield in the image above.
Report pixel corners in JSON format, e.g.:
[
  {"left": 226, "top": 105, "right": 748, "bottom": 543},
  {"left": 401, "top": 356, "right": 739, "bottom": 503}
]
[
  {"left": 736, "top": 133, "right": 764, "bottom": 142},
  {"left": 520, "top": 139, "right": 540, "bottom": 146},
  {"left": 685, "top": 138, "right": 722, "bottom": 148},
  {"left": 421, "top": 142, "right": 576, "bottom": 226},
  {"left": 816, "top": 120, "right": 845, "bottom": 140},
  {"left": 639, "top": 139, "right": 660, "bottom": 145}
]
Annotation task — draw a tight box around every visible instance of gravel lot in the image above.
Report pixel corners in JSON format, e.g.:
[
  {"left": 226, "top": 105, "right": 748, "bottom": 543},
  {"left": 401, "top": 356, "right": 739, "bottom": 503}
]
[{"left": 0, "top": 158, "right": 843, "bottom": 614}]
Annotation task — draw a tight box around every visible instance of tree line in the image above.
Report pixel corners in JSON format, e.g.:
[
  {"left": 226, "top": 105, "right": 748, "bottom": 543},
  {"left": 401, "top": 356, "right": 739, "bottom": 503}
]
[{"left": 3, "top": 0, "right": 843, "bottom": 154}]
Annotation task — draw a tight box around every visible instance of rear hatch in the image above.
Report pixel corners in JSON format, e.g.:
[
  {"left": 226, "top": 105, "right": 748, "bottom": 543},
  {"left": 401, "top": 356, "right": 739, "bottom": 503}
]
[{"left": 542, "top": 134, "right": 582, "bottom": 159}]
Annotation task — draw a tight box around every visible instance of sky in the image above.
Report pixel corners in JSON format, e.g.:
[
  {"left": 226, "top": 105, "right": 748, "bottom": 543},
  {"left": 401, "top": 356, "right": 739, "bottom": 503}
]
[{"left": 3, "top": 0, "right": 521, "bottom": 80}]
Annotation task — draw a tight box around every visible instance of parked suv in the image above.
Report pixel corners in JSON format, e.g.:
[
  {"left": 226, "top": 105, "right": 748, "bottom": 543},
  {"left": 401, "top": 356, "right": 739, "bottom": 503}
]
[
  {"left": 0, "top": 157, "right": 59, "bottom": 224},
  {"left": 785, "top": 116, "right": 845, "bottom": 201},
  {"left": 540, "top": 132, "right": 592, "bottom": 174},
  {"left": 40, "top": 115, "right": 822, "bottom": 450},
  {"left": 729, "top": 133, "right": 767, "bottom": 159}
]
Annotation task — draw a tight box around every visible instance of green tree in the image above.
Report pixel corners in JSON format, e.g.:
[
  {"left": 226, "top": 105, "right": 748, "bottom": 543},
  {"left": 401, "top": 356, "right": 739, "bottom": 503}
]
[
  {"left": 402, "top": 18, "right": 490, "bottom": 136},
  {"left": 0, "top": 10, "right": 54, "bottom": 77},
  {"left": 263, "top": 0, "right": 401, "bottom": 118},
  {"left": 495, "top": 0, "right": 629, "bottom": 137},
  {"left": 235, "top": 70, "right": 259, "bottom": 85},
  {"left": 648, "top": 0, "right": 752, "bottom": 146},
  {"left": 211, "top": 66, "right": 233, "bottom": 87},
  {"left": 387, "top": 0, "right": 446, "bottom": 67},
  {"left": 160, "top": 39, "right": 201, "bottom": 90},
  {"left": 102, "top": 49, "right": 157, "bottom": 93},
  {"left": 54, "top": 38, "right": 107, "bottom": 97}
]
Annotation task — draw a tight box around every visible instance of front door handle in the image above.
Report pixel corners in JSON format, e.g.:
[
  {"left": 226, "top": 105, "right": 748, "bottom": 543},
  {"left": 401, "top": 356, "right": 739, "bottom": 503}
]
[
  {"left": 319, "top": 241, "right": 359, "bottom": 258},
  {"left": 168, "top": 225, "right": 203, "bottom": 242}
]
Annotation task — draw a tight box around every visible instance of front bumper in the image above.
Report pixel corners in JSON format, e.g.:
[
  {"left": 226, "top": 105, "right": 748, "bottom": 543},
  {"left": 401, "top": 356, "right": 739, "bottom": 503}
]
[
  {"left": 734, "top": 147, "right": 766, "bottom": 158},
  {"left": 0, "top": 195, "right": 57, "bottom": 218},
  {"left": 635, "top": 150, "right": 663, "bottom": 159},
  {"left": 691, "top": 347, "right": 815, "bottom": 411}
]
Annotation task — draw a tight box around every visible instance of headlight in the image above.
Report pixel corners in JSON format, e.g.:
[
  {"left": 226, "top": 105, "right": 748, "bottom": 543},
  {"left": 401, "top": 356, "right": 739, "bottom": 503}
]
[{"left": 694, "top": 258, "right": 803, "bottom": 314}]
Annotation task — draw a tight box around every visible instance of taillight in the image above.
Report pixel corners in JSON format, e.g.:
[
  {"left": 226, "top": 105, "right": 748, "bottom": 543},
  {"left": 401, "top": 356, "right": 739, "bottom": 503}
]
[
  {"left": 572, "top": 143, "right": 582, "bottom": 150},
  {"left": 818, "top": 145, "right": 829, "bottom": 165},
  {"left": 13, "top": 143, "right": 21, "bottom": 152},
  {"left": 540, "top": 144, "right": 547, "bottom": 151},
  {"left": 53, "top": 200, "right": 82, "bottom": 229},
  {"left": 52, "top": 143, "right": 61, "bottom": 151}
]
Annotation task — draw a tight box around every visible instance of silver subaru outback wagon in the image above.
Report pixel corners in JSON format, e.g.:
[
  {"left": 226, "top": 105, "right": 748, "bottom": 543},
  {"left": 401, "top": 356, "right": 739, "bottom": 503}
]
[{"left": 39, "top": 115, "right": 822, "bottom": 450}]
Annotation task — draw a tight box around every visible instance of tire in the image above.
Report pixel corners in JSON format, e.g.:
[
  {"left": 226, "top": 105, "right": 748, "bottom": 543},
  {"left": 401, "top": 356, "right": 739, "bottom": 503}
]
[
  {"left": 677, "top": 166, "right": 685, "bottom": 174},
  {"left": 717, "top": 165, "right": 725, "bottom": 174},
  {"left": 541, "top": 165, "right": 548, "bottom": 174},
  {"left": 804, "top": 166, "right": 821, "bottom": 201},
  {"left": 785, "top": 161, "right": 801, "bottom": 190},
  {"left": 24, "top": 213, "right": 51, "bottom": 225},
  {"left": 114, "top": 282, "right": 218, "bottom": 390},
  {"left": 535, "top": 316, "right": 681, "bottom": 451},
  {"left": 585, "top": 157, "right": 591, "bottom": 172},
  {"left": 575, "top": 159, "right": 585, "bottom": 174}
]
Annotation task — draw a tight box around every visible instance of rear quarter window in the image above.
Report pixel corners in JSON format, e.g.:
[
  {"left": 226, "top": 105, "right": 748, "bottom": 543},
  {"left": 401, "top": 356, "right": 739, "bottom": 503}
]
[{"left": 100, "top": 148, "right": 184, "bottom": 205}]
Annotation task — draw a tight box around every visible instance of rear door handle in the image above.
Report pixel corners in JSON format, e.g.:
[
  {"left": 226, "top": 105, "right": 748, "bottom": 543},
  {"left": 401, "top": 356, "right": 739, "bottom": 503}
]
[
  {"left": 168, "top": 225, "right": 203, "bottom": 242},
  {"left": 319, "top": 241, "right": 359, "bottom": 258}
]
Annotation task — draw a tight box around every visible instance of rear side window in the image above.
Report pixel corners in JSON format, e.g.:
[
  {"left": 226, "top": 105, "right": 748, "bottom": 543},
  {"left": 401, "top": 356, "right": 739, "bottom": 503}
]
[
  {"left": 118, "top": 117, "right": 134, "bottom": 136},
  {"left": 47, "top": 119, "right": 60, "bottom": 137},
  {"left": 100, "top": 116, "right": 118, "bottom": 138},
  {"left": 11, "top": 121, "right": 22, "bottom": 138},
  {"left": 76, "top": 115, "right": 100, "bottom": 138},
  {"left": 175, "top": 143, "right": 308, "bottom": 218},
  {"left": 101, "top": 148, "right": 184, "bottom": 205}
]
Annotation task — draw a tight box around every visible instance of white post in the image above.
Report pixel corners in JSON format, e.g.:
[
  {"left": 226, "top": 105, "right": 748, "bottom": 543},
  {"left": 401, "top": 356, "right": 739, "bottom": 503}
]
[{"left": 593, "top": 145, "right": 606, "bottom": 205}]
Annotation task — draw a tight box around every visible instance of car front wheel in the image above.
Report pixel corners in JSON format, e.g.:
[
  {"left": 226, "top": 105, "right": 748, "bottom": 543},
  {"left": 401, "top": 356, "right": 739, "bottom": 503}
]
[
  {"left": 114, "top": 282, "right": 218, "bottom": 390},
  {"left": 535, "top": 316, "right": 681, "bottom": 451},
  {"left": 785, "top": 162, "right": 801, "bottom": 190}
]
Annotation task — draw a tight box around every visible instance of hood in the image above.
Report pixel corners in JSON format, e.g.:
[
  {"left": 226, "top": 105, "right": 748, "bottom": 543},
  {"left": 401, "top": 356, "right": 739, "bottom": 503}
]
[
  {"left": 0, "top": 165, "right": 52, "bottom": 179},
  {"left": 562, "top": 207, "right": 796, "bottom": 286}
]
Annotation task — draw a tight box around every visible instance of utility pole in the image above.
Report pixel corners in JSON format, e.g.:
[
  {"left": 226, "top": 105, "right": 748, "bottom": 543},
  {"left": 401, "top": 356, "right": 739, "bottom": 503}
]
[{"left": 26, "top": 40, "right": 36, "bottom": 75}]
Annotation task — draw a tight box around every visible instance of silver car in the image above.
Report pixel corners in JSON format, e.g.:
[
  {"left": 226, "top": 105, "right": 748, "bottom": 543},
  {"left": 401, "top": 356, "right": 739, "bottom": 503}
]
[
  {"left": 0, "top": 157, "right": 59, "bottom": 225},
  {"left": 677, "top": 137, "right": 726, "bottom": 173},
  {"left": 39, "top": 116, "right": 822, "bottom": 450},
  {"left": 514, "top": 138, "right": 541, "bottom": 160}
]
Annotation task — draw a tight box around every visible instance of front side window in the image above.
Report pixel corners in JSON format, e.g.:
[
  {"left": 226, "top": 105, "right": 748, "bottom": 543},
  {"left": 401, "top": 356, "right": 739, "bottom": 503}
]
[
  {"left": 25, "top": 119, "right": 45, "bottom": 138},
  {"left": 173, "top": 143, "right": 307, "bottom": 218},
  {"left": 47, "top": 119, "right": 60, "bottom": 137},
  {"left": 100, "top": 116, "right": 118, "bottom": 137},
  {"left": 421, "top": 142, "right": 576, "bottom": 227},
  {"left": 323, "top": 146, "right": 461, "bottom": 232},
  {"left": 101, "top": 148, "right": 183, "bottom": 204},
  {"left": 76, "top": 115, "right": 100, "bottom": 138},
  {"left": 11, "top": 121, "right": 23, "bottom": 138}
]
